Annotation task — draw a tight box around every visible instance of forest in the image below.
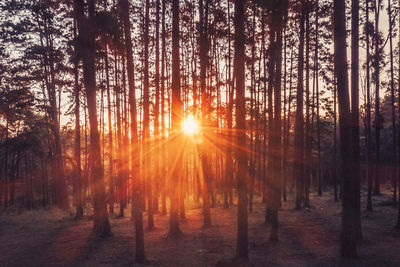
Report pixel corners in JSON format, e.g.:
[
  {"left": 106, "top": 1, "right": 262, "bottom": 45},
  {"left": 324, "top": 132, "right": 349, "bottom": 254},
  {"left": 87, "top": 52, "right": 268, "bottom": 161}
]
[{"left": 1, "top": 0, "right": 400, "bottom": 266}]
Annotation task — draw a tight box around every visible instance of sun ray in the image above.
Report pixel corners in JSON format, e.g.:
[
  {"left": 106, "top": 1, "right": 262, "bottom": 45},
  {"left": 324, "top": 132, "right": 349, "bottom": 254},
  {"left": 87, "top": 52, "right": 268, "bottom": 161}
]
[{"left": 182, "top": 115, "right": 199, "bottom": 136}]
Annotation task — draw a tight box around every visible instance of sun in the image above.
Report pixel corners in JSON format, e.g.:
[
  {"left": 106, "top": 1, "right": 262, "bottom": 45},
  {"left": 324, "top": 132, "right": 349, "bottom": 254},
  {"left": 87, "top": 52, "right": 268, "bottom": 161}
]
[{"left": 182, "top": 115, "right": 199, "bottom": 136}]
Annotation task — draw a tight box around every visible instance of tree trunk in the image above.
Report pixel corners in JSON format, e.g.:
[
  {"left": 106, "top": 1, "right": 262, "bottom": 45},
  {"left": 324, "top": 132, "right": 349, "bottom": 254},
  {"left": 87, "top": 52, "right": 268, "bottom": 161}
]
[
  {"left": 334, "top": 79, "right": 338, "bottom": 202},
  {"left": 388, "top": 0, "right": 397, "bottom": 205},
  {"left": 161, "top": 0, "right": 167, "bottom": 216},
  {"left": 168, "top": 0, "right": 182, "bottom": 237},
  {"left": 114, "top": 54, "right": 124, "bottom": 218},
  {"left": 248, "top": 3, "right": 256, "bottom": 213},
  {"left": 373, "top": 0, "right": 381, "bottom": 196},
  {"left": 334, "top": 0, "right": 358, "bottom": 257},
  {"left": 351, "top": 0, "right": 362, "bottom": 239},
  {"left": 265, "top": 12, "right": 276, "bottom": 223},
  {"left": 142, "top": 0, "right": 154, "bottom": 230},
  {"left": 235, "top": 0, "right": 248, "bottom": 259},
  {"left": 366, "top": 0, "right": 373, "bottom": 211},
  {"left": 397, "top": 0, "right": 400, "bottom": 227},
  {"left": 74, "top": 0, "right": 111, "bottom": 237},
  {"left": 224, "top": 0, "right": 233, "bottom": 209},
  {"left": 199, "top": 0, "right": 211, "bottom": 228},
  {"left": 154, "top": 0, "right": 161, "bottom": 214},
  {"left": 73, "top": 15, "right": 83, "bottom": 218},
  {"left": 315, "top": 0, "right": 322, "bottom": 199},
  {"left": 294, "top": 0, "right": 305, "bottom": 210},
  {"left": 304, "top": 0, "right": 312, "bottom": 205},
  {"left": 119, "top": 0, "right": 145, "bottom": 261},
  {"left": 270, "top": 19, "right": 284, "bottom": 243}
]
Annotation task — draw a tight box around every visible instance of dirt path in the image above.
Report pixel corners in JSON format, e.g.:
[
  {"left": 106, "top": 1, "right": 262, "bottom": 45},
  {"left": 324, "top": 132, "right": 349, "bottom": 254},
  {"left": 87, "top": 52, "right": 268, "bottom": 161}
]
[{"left": 1, "top": 191, "right": 400, "bottom": 266}]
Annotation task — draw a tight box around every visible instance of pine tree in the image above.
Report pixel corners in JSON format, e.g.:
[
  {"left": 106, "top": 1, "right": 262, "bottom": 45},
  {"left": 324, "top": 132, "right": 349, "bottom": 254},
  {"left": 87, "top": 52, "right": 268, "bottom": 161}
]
[
  {"left": 334, "top": 0, "right": 358, "bottom": 257},
  {"left": 74, "top": 0, "right": 111, "bottom": 237},
  {"left": 235, "top": 0, "right": 248, "bottom": 259}
]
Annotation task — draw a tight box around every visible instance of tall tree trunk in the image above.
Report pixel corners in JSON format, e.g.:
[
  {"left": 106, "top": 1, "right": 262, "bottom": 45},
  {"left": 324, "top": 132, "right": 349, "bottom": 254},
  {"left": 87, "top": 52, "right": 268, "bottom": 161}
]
[
  {"left": 397, "top": 0, "right": 400, "bottom": 228},
  {"left": 284, "top": 47, "right": 294, "bottom": 202},
  {"left": 154, "top": 0, "right": 161, "bottom": 214},
  {"left": 224, "top": 0, "right": 233, "bottom": 209},
  {"left": 115, "top": 55, "right": 124, "bottom": 218},
  {"left": 373, "top": 0, "right": 381, "bottom": 196},
  {"left": 262, "top": 12, "right": 268, "bottom": 204},
  {"left": 199, "top": 0, "right": 211, "bottom": 228},
  {"left": 248, "top": 3, "right": 256, "bottom": 213},
  {"left": 366, "top": 0, "right": 373, "bottom": 211},
  {"left": 235, "top": 0, "right": 248, "bottom": 259},
  {"left": 168, "top": 0, "right": 182, "bottom": 237},
  {"left": 315, "top": 0, "right": 322, "bottom": 199},
  {"left": 265, "top": 13, "right": 276, "bottom": 223},
  {"left": 142, "top": 0, "right": 154, "bottom": 230},
  {"left": 105, "top": 47, "right": 114, "bottom": 214},
  {"left": 334, "top": 0, "right": 358, "bottom": 257},
  {"left": 119, "top": 0, "right": 145, "bottom": 261},
  {"left": 270, "top": 16, "right": 284, "bottom": 242},
  {"left": 334, "top": 79, "right": 338, "bottom": 202},
  {"left": 304, "top": 0, "right": 312, "bottom": 205},
  {"left": 103, "top": 0, "right": 114, "bottom": 214},
  {"left": 351, "top": 0, "right": 362, "bottom": 239},
  {"left": 161, "top": 0, "right": 167, "bottom": 216},
  {"left": 4, "top": 119, "right": 8, "bottom": 209},
  {"left": 388, "top": 0, "right": 397, "bottom": 205},
  {"left": 229, "top": 0, "right": 234, "bottom": 206},
  {"left": 294, "top": 0, "right": 305, "bottom": 210},
  {"left": 282, "top": 26, "right": 288, "bottom": 203},
  {"left": 74, "top": 0, "right": 111, "bottom": 237},
  {"left": 73, "top": 15, "right": 83, "bottom": 218}
]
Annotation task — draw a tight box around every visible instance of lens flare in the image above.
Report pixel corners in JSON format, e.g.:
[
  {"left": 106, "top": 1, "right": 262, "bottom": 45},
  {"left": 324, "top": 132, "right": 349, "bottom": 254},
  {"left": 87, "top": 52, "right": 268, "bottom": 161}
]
[{"left": 182, "top": 115, "right": 199, "bottom": 135}]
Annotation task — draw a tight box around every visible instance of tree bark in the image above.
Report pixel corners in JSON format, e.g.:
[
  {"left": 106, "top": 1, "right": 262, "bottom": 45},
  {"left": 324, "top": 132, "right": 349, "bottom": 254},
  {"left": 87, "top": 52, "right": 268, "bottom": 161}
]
[
  {"left": 154, "top": 0, "right": 161, "bottom": 214},
  {"left": 119, "top": 0, "right": 145, "bottom": 261},
  {"left": 373, "top": 0, "right": 381, "bottom": 196},
  {"left": 334, "top": 0, "right": 358, "bottom": 257},
  {"left": 235, "top": 0, "right": 248, "bottom": 259},
  {"left": 73, "top": 14, "right": 83, "bottom": 218},
  {"left": 199, "top": 0, "right": 211, "bottom": 228},
  {"left": 168, "top": 0, "right": 182, "bottom": 237},
  {"left": 388, "top": 0, "right": 397, "bottom": 205},
  {"left": 294, "top": 0, "right": 305, "bottom": 210},
  {"left": 74, "top": 0, "right": 111, "bottom": 237},
  {"left": 351, "top": 0, "right": 361, "bottom": 239},
  {"left": 366, "top": 0, "right": 373, "bottom": 211}
]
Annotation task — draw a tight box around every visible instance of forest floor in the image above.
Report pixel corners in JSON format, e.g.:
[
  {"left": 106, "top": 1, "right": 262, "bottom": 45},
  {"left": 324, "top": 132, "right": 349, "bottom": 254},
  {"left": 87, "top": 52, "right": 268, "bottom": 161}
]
[{"left": 1, "top": 186, "right": 400, "bottom": 267}]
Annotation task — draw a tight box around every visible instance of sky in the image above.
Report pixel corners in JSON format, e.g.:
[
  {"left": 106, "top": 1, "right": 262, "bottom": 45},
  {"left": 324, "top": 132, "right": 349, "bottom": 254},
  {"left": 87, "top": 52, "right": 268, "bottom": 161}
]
[{"left": 56, "top": 0, "right": 398, "bottom": 129}]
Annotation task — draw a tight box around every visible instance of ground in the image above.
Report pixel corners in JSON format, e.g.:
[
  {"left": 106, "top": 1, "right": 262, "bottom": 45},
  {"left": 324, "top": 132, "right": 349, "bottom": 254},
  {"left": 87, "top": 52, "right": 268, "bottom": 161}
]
[{"left": 1, "top": 187, "right": 400, "bottom": 266}]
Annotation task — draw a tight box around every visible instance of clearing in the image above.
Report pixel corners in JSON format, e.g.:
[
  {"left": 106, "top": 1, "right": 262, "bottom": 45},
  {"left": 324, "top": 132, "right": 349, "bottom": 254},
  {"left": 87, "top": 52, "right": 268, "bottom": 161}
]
[{"left": 1, "top": 189, "right": 400, "bottom": 266}]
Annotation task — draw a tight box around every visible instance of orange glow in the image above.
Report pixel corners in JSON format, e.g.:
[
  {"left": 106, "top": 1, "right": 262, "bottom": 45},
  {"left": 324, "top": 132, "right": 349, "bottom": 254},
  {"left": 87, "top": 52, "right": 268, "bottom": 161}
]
[{"left": 182, "top": 115, "right": 199, "bottom": 136}]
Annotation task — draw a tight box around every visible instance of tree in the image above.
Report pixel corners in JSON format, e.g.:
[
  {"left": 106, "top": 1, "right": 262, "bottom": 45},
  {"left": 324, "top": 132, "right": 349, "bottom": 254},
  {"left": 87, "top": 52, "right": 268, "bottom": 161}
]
[
  {"left": 235, "top": 0, "right": 248, "bottom": 259},
  {"left": 304, "top": 0, "right": 312, "bottom": 204},
  {"left": 333, "top": 0, "right": 358, "bottom": 257},
  {"left": 168, "top": 0, "right": 182, "bottom": 237},
  {"left": 72, "top": 13, "right": 83, "bottom": 218},
  {"left": 373, "top": 0, "right": 382, "bottom": 196},
  {"left": 142, "top": 0, "right": 154, "bottom": 230},
  {"left": 387, "top": 0, "right": 396, "bottom": 205},
  {"left": 118, "top": 0, "right": 145, "bottom": 261},
  {"left": 154, "top": 0, "right": 161, "bottom": 215},
  {"left": 365, "top": 0, "right": 373, "bottom": 212},
  {"left": 161, "top": 0, "right": 167, "bottom": 215},
  {"left": 224, "top": 0, "right": 234, "bottom": 209},
  {"left": 199, "top": 0, "right": 212, "bottom": 228},
  {"left": 74, "top": 0, "right": 111, "bottom": 237},
  {"left": 351, "top": 0, "right": 361, "bottom": 240},
  {"left": 294, "top": 0, "right": 305, "bottom": 210}
]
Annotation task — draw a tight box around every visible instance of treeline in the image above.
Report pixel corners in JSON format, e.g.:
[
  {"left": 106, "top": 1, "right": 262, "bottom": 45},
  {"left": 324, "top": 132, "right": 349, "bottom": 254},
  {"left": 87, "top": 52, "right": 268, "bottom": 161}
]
[{"left": 0, "top": 0, "right": 399, "bottom": 261}]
